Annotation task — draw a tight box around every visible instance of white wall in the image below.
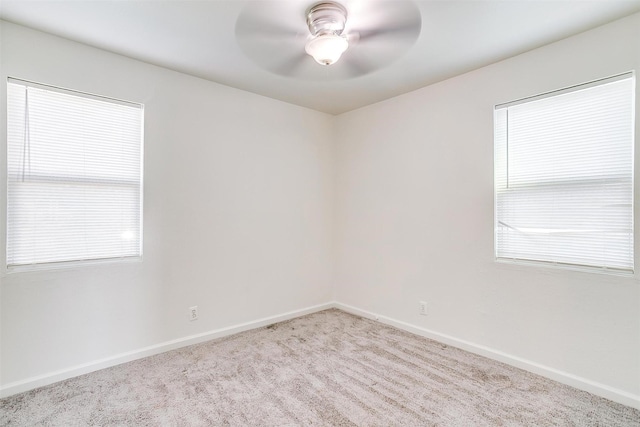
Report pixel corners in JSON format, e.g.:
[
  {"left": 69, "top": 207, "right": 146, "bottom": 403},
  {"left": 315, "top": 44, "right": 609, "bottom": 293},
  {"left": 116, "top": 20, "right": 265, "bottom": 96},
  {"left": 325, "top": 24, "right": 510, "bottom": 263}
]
[
  {"left": 1, "top": 12, "right": 639, "bottom": 406},
  {"left": 334, "top": 12, "right": 640, "bottom": 399},
  {"left": 0, "top": 21, "right": 334, "bottom": 387}
]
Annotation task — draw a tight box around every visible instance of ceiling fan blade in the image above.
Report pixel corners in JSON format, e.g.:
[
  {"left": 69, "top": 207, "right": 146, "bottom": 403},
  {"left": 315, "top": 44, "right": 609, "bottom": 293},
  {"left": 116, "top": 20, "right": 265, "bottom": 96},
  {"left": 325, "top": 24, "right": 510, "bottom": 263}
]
[
  {"left": 236, "top": 0, "right": 422, "bottom": 81},
  {"left": 341, "top": 56, "right": 371, "bottom": 79},
  {"left": 236, "top": 6, "right": 302, "bottom": 42},
  {"left": 346, "top": 0, "right": 421, "bottom": 43},
  {"left": 332, "top": 0, "right": 421, "bottom": 77},
  {"left": 236, "top": 0, "right": 315, "bottom": 75},
  {"left": 271, "top": 51, "right": 310, "bottom": 77},
  {"left": 356, "top": 21, "right": 421, "bottom": 44}
]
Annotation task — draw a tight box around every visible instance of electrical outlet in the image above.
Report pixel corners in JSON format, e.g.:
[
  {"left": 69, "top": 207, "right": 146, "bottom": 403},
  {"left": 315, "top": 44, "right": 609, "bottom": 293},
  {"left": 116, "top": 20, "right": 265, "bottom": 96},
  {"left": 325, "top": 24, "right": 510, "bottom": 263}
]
[
  {"left": 189, "top": 306, "right": 198, "bottom": 321},
  {"left": 419, "top": 301, "right": 427, "bottom": 316}
]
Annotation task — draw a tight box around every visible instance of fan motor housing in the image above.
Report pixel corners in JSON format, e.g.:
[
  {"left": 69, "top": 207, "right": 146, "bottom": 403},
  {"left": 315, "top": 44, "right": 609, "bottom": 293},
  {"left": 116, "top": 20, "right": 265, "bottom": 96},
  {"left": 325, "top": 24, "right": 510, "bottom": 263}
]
[{"left": 306, "top": 2, "right": 348, "bottom": 36}]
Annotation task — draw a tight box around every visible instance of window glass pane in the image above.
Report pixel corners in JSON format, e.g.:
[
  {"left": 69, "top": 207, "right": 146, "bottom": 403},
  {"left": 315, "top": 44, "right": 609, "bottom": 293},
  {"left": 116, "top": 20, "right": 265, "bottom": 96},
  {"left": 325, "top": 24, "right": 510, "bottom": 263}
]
[
  {"left": 6, "top": 79, "right": 143, "bottom": 269},
  {"left": 495, "top": 74, "right": 634, "bottom": 272}
]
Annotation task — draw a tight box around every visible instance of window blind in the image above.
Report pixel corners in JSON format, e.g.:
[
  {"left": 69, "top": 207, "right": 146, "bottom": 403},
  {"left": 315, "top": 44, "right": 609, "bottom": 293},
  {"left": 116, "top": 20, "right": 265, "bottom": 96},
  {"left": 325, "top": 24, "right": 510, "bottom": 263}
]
[
  {"left": 6, "top": 78, "right": 143, "bottom": 269},
  {"left": 495, "top": 73, "right": 634, "bottom": 273}
]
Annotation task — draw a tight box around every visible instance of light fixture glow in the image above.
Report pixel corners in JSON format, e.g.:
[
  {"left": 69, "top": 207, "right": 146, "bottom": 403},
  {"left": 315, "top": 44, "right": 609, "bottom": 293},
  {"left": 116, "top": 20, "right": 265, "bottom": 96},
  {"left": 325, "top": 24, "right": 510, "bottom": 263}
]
[{"left": 305, "top": 34, "right": 349, "bottom": 65}]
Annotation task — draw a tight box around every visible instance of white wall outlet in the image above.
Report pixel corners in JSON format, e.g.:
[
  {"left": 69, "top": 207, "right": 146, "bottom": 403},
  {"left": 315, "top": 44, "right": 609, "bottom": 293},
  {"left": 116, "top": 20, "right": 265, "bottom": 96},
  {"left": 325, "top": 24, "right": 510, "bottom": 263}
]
[
  {"left": 419, "top": 301, "right": 427, "bottom": 316},
  {"left": 189, "top": 306, "right": 198, "bottom": 321}
]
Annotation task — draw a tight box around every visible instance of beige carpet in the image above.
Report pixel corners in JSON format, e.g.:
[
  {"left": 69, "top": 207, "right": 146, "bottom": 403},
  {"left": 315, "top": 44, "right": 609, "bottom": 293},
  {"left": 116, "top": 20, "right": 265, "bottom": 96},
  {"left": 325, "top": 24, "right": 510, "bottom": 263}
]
[{"left": 1, "top": 309, "right": 639, "bottom": 426}]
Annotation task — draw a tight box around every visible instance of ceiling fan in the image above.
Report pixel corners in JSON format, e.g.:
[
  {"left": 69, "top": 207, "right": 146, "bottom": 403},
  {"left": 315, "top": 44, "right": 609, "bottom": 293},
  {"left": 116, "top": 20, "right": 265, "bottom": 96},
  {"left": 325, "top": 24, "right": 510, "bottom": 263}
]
[{"left": 235, "top": 0, "right": 422, "bottom": 80}]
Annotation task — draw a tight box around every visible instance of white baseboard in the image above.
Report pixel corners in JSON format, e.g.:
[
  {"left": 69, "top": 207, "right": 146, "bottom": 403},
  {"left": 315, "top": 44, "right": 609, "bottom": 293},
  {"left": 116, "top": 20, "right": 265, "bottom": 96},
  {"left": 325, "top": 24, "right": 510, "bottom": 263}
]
[
  {"left": 0, "top": 302, "right": 335, "bottom": 399},
  {"left": 334, "top": 302, "right": 640, "bottom": 410},
  {"left": 3, "top": 300, "right": 639, "bottom": 411}
]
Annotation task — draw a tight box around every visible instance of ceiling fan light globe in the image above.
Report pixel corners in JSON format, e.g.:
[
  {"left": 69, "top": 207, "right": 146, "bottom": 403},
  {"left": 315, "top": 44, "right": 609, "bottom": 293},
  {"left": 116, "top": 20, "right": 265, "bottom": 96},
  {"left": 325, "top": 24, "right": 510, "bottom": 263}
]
[{"left": 305, "top": 34, "right": 348, "bottom": 65}]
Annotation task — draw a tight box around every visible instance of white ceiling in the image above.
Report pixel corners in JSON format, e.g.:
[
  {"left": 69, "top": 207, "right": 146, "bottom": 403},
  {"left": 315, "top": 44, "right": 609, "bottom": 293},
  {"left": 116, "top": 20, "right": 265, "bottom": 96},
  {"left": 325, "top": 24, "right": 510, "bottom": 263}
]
[{"left": 1, "top": 0, "right": 640, "bottom": 115}]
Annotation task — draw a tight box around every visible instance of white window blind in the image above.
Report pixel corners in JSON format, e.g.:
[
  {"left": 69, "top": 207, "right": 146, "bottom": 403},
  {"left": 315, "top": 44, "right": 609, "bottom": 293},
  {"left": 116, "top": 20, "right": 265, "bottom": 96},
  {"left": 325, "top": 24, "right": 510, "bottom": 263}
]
[
  {"left": 6, "top": 78, "right": 143, "bottom": 269},
  {"left": 495, "top": 73, "right": 635, "bottom": 273}
]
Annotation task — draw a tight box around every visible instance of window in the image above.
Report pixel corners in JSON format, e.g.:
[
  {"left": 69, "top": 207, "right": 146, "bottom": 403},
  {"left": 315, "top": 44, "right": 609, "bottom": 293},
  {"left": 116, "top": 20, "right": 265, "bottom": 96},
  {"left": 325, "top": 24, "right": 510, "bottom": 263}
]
[
  {"left": 6, "top": 78, "right": 143, "bottom": 270},
  {"left": 495, "top": 73, "right": 635, "bottom": 273}
]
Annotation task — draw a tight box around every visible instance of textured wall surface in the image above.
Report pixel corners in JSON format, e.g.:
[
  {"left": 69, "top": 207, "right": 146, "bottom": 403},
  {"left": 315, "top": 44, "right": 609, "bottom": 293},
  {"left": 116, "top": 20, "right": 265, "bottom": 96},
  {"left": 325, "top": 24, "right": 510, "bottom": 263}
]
[
  {"left": 333, "top": 13, "right": 640, "bottom": 396},
  {"left": 1, "top": 12, "right": 639, "bottom": 404},
  {"left": 0, "top": 21, "right": 334, "bottom": 386}
]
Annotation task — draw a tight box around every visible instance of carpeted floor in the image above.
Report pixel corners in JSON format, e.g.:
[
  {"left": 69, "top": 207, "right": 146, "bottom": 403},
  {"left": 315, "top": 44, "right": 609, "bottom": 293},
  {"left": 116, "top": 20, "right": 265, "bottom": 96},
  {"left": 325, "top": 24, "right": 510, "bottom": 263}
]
[{"left": 1, "top": 309, "right": 639, "bottom": 426}]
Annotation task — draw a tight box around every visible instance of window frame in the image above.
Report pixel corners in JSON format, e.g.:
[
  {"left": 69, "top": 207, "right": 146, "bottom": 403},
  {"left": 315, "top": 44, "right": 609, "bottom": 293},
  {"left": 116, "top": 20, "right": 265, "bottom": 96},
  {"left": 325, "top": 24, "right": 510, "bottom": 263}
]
[
  {"left": 5, "top": 77, "right": 145, "bottom": 273},
  {"left": 493, "top": 72, "right": 635, "bottom": 275}
]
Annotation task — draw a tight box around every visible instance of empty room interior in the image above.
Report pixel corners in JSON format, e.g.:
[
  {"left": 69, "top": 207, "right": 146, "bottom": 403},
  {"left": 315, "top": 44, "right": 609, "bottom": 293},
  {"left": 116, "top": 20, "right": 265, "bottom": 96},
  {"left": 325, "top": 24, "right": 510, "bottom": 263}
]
[{"left": 1, "top": 0, "right": 640, "bottom": 425}]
